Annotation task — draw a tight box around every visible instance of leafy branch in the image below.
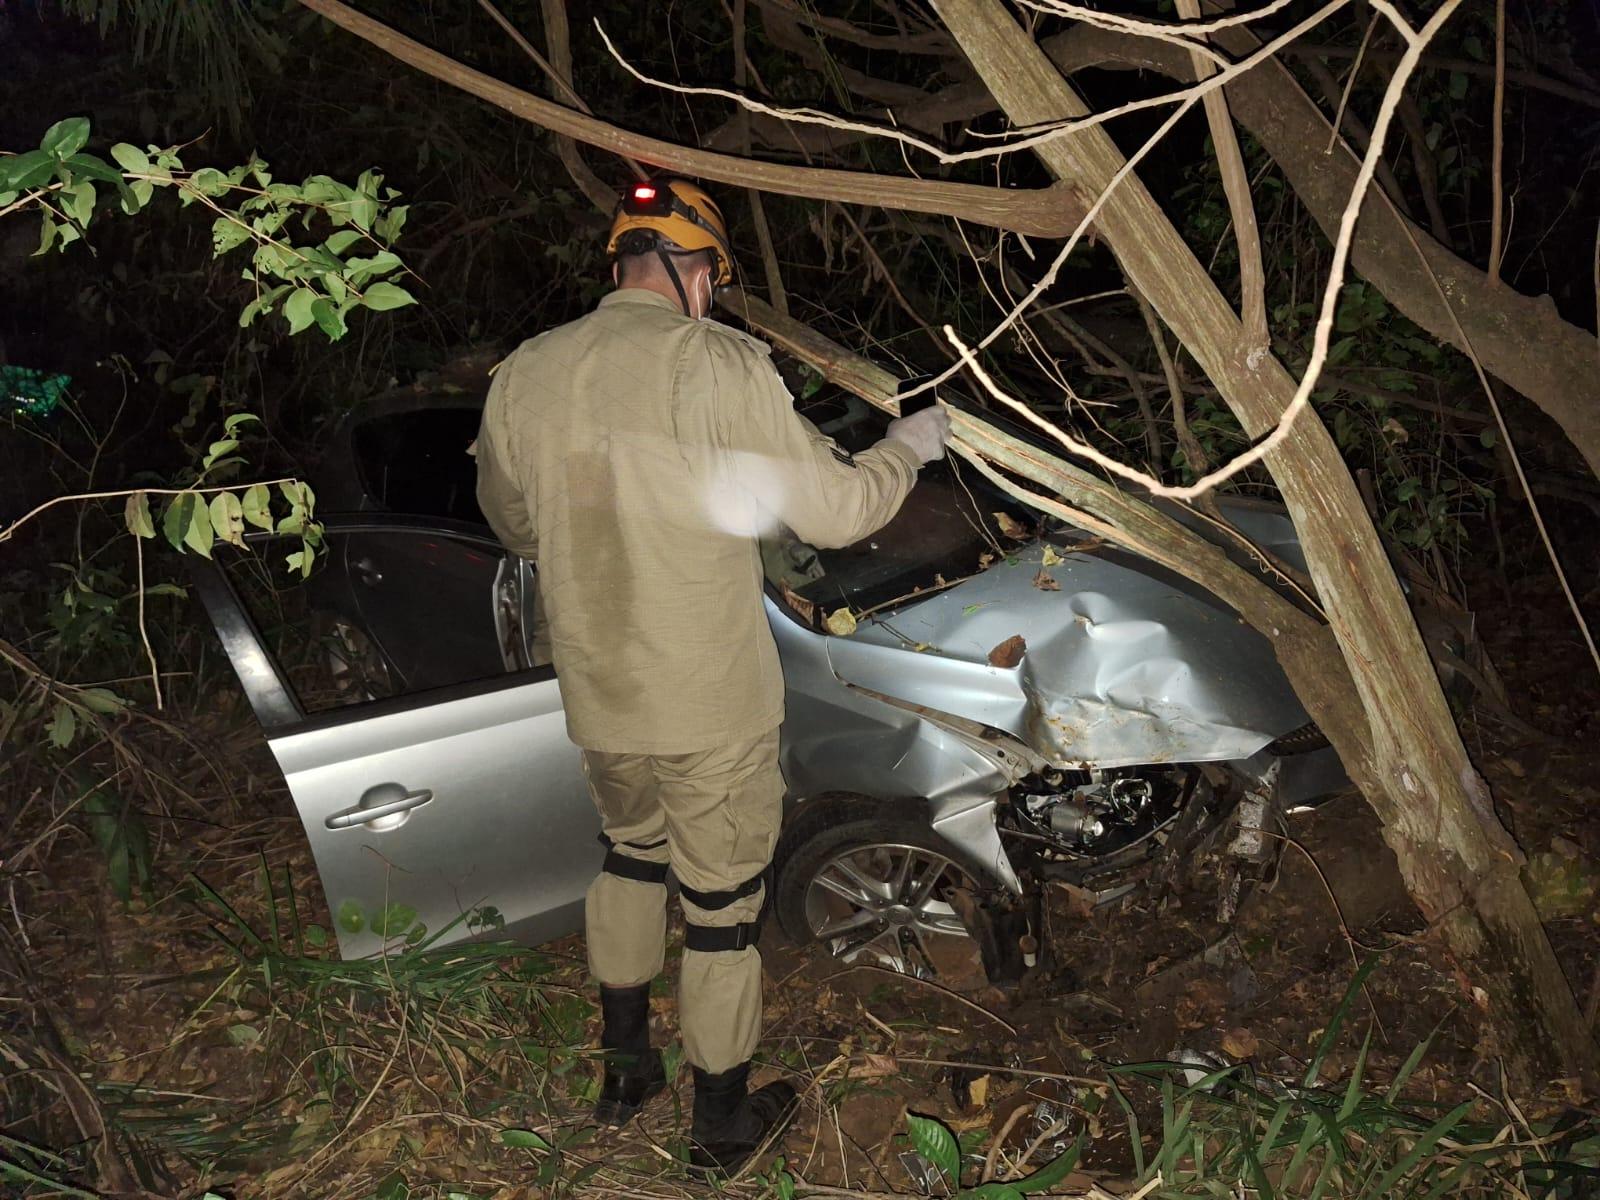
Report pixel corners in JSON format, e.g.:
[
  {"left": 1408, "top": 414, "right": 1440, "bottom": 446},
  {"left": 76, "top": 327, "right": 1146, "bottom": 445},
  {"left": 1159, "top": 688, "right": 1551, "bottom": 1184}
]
[{"left": 0, "top": 117, "right": 418, "bottom": 340}]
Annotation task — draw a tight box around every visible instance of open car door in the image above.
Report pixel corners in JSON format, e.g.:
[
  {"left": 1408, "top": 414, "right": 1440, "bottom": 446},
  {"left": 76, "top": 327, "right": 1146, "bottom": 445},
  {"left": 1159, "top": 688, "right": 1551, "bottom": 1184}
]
[{"left": 191, "top": 516, "right": 597, "bottom": 958}]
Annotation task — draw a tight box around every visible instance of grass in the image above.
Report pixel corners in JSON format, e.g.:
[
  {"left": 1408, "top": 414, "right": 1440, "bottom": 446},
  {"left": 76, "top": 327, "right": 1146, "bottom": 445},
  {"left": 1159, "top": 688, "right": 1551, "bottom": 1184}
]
[{"left": 6, "top": 858, "right": 1600, "bottom": 1199}]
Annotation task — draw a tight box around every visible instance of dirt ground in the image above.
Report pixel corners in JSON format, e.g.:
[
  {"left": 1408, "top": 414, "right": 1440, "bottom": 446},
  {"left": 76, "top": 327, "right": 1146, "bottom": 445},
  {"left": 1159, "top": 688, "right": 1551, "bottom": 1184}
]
[{"left": 6, "top": 564, "right": 1600, "bottom": 1198}]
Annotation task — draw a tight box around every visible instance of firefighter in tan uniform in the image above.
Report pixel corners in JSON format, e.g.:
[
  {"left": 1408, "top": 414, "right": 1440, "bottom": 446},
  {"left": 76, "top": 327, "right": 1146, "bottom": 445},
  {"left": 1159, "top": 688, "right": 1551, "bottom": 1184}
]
[{"left": 474, "top": 178, "right": 950, "bottom": 1176}]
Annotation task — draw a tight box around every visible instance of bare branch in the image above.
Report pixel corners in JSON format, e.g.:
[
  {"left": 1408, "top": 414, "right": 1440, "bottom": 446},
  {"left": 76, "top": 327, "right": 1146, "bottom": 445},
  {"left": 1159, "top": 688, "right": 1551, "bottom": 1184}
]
[
  {"left": 937, "top": 0, "right": 1465, "bottom": 502},
  {"left": 1487, "top": 0, "right": 1508, "bottom": 283},
  {"left": 600, "top": 0, "right": 1352, "bottom": 170},
  {"left": 294, "top": 0, "right": 1089, "bottom": 239},
  {"left": 751, "top": 0, "right": 953, "bottom": 54},
  {"left": 1174, "top": 0, "right": 1267, "bottom": 350},
  {"left": 734, "top": 0, "right": 791, "bottom": 317}
]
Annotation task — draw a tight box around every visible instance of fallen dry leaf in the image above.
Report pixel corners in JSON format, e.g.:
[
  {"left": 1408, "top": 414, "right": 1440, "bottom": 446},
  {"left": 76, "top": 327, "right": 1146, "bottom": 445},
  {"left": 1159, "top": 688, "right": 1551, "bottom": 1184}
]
[
  {"left": 993, "top": 511, "right": 1030, "bottom": 540},
  {"left": 969, "top": 1073, "right": 990, "bottom": 1108},
  {"left": 988, "top": 634, "right": 1027, "bottom": 668},
  {"left": 849, "top": 1053, "right": 899, "bottom": 1079},
  {"left": 1221, "top": 1027, "right": 1260, "bottom": 1059},
  {"left": 825, "top": 607, "right": 858, "bottom": 637},
  {"left": 1032, "top": 569, "right": 1060, "bottom": 592},
  {"left": 1041, "top": 544, "right": 1065, "bottom": 567},
  {"left": 779, "top": 580, "right": 815, "bottom": 625}
]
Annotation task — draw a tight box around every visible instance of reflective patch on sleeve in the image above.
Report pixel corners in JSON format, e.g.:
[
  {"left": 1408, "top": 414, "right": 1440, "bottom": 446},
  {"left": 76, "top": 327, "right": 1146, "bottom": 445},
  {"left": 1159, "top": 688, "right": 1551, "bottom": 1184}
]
[{"left": 830, "top": 446, "right": 858, "bottom": 468}]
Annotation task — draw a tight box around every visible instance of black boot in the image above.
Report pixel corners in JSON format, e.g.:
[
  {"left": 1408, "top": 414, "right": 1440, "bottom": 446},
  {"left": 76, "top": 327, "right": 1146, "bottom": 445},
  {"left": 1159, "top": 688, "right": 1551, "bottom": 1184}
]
[
  {"left": 687, "top": 1061, "right": 799, "bottom": 1177},
  {"left": 593, "top": 984, "right": 666, "bottom": 1127}
]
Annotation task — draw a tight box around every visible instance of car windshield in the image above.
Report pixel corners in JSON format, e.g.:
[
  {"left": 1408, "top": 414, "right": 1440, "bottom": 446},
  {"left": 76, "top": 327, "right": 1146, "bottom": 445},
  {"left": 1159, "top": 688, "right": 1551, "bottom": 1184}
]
[{"left": 762, "top": 393, "right": 1024, "bottom": 619}]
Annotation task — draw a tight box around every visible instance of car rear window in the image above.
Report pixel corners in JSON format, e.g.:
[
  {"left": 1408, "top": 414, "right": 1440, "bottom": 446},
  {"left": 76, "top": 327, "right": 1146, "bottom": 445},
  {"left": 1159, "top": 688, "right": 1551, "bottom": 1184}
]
[{"left": 352, "top": 408, "right": 484, "bottom": 524}]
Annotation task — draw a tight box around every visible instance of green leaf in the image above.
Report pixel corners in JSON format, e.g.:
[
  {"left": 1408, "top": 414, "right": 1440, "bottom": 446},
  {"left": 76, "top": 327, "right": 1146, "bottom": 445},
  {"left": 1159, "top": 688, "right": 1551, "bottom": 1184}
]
[
  {"left": 210, "top": 491, "right": 245, "bottom": 547},
  {"left": 238, "top": 284, "right": 290, "bottom": 328},
  {"left": 962, "top": 1185, "right": 1023, "bottom": 1200},
  {"left": 162, "top": 493, "right": 193, "bottom": 551},
  {"left": 1014, "top": 1140, "right": 1083, "bottom": 1193},
  {"left": 323, "top": 229, "right": 363, "bottom": 255},
  {"left": 211, "top": 216, "right": 251, "bottom": 256},
  {"left": 189, "top": 167, "right": 229, "bottom": 197},
  {"left": 124, "top": 491, "right": 155, "bottom": 539},
  {"left": 905, "top": 1112, "right": 960, "bottom": 1185},
  {"left": 184, "top": 492, "right": 215, "bottom": 558},
  {"left": 34, "top": 215, "right": 59, "bottom": 256},
  {"left": 203, "top": 438, "right": 239, "bottom": 469},
  {"left": 374, "top": 203, "right": 409, "bottom": 243},
  {"left": 345, "top": 250, "right": 401, "bottom": 285},
  {"left": 310, "top": 297, "right": 348, "bottom": 341},
  {"left": 47, "top": 701, "right": 77, "bottom": 749},
  {"left": 361, "top": 281, "right": 416, "bottom": 312},
  {"left": 336, "top": 898, "right": 365, "bottom": 933},
  {"left": 77, "top": 688, "right": 126, "bottom": 715},
  {"left": 64, "top": 181, "right": 95, "bottom": 225},
  {"left": 500, "top": 1128, "right": 554, "bottom": 1151},
  {"left": 372, "top": 1171, "right": 410, "bottom": 1200},
  {"left": 1, "top": 149, "right": 53, "bottom": 192},
  {"left": 41, "top": 117, "right": 90, "bottom": 160},
  {"left": 63, "top": 153, "right": 122, "bottom": 184},
  {"left": 1479, "top": 427, "right": 1498, "bottom": 450},
  {"left": 224, "top": 412, "right": 260, "bottom": 434},
  {"left": 241, "top": 483, "right": 273, "bottom": 530},
  {"left": 303, "top": 923, "right": 328, "bottom": 948},
  {"left": 284, "top": 549, "right": 307, "bottom": 575},
  {"left": 374, "top": 902, "right": 417, "bottom": 937},
  {"left": 283, "top": 289, "right": 317, "bottom": 335},
  {"left": 124, "top": 178, "right": 153, "bottom": 214},
  {"left": 109, "top": 142, "right": 150, "bottom": 174}
]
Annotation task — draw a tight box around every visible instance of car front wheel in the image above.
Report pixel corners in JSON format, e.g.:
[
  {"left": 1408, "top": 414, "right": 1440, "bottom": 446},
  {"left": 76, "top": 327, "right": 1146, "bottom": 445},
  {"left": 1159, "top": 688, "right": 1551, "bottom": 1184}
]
[{"left": 773, "top": 796, "right": 993, "bottom": 982}]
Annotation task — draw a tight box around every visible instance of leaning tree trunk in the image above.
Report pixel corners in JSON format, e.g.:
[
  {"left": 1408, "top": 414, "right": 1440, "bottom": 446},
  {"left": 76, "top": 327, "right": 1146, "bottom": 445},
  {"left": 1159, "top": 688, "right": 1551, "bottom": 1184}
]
[
  {"left": 931, "top": 0, "right": 1597, "bottom": 1085},
  {"left": 728, "top": 25, "right": 1600, "bottom": 479},
  {"left": 726, "top": 288, "right": 1381, "bottom": 798}
]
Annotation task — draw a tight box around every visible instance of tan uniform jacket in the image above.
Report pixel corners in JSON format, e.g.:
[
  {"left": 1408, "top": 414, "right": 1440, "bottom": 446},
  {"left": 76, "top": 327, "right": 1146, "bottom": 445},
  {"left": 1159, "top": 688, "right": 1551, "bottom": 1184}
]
[{"left": 475, "top": 288, "right": 919, "bottom": 755}]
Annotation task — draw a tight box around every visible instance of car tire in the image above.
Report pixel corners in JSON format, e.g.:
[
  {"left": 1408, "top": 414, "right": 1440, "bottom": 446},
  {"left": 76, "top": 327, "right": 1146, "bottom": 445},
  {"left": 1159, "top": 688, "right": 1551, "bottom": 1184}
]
[{"left": 773, "top": 794, "right": 996, "bottom": 981}]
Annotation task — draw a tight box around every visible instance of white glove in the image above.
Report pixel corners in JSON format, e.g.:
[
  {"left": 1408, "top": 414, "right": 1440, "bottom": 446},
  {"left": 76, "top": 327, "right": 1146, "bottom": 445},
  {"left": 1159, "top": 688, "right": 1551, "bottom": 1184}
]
[{"left": 885, "top": 404, "right": 953, "bottom": 465}]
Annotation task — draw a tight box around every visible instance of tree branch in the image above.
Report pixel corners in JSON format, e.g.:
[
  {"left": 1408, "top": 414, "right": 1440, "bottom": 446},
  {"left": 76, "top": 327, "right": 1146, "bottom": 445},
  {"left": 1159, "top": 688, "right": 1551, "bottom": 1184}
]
[
  {"left": 1176, "top": 0, "right": 1267, "bottom": 350},
  {"left": 296, "top": 0, "right": 1088, "bottom": 238}
]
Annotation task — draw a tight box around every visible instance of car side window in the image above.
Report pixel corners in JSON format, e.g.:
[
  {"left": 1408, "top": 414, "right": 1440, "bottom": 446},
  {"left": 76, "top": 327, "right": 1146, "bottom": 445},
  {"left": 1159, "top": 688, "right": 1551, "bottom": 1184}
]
[
  {"left": 220, "top": 528, "right": 530, "bottom": 715},
  {"left": 351, "top": 408, "right": 485, "bottom": 524}
]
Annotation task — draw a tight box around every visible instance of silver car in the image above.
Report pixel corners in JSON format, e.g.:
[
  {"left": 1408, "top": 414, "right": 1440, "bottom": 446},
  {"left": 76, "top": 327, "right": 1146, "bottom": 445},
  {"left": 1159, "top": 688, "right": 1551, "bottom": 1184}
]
[{"left": 193, "top": 381, "right": 1345, "bottom": 981}]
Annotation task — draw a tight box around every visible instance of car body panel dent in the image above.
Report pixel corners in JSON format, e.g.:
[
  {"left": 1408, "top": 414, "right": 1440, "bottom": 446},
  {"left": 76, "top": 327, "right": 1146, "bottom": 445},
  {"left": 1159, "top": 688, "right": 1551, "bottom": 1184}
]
[{"left": 825, "top": 543, "right": 1309, "bottom": 770}]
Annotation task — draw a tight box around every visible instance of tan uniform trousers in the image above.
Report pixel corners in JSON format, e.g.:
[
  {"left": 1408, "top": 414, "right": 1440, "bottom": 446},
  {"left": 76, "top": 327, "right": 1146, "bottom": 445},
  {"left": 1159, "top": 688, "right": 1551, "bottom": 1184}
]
[{"left": 582, "top": 728, "right": 783, "bottom": 1074}]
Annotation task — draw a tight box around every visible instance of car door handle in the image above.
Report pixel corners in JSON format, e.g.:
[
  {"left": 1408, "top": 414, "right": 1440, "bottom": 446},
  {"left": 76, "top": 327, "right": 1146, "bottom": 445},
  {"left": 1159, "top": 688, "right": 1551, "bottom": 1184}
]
[
  {"left": 352, "top": 556, "right": 383, "bottom": 586},
  {"left": 325, "top": 782, "right": 434, "bottom": 829}
]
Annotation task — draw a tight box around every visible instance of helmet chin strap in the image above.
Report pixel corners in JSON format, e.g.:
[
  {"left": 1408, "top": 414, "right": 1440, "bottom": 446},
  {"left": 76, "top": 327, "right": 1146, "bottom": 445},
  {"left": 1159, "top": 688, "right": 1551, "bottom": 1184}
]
[{"left": 657, "top": 247, "right": 692, "bottom": 316}]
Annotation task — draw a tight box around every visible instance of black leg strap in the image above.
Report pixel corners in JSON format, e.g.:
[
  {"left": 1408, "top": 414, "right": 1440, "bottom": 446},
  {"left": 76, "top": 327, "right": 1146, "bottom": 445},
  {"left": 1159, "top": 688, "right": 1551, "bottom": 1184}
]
[
  {"left": 684, "top": 920, "right": 759, "bottom": 953},
  {"left": 599, "top": 833, "right": 669, "bottom": 852},
  {"left": 678, "top": 865, "right": 767, "bottom": 911},
  {"left": 602, "top": 850, "right": 669, "bottom": 885}
]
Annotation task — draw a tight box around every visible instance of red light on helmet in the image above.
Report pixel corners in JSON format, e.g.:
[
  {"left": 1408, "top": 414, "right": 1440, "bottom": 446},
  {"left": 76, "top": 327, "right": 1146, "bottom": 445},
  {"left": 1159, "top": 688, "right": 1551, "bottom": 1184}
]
[{"left": 632, "top": 184, "right": 657, "bottom": 201}]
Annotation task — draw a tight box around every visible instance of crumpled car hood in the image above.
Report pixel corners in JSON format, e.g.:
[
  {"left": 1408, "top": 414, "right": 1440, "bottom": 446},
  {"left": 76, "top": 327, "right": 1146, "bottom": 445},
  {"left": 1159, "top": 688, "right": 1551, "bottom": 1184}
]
[{"left": 824, "top": 540, "right": 1309, "bottom": 769}]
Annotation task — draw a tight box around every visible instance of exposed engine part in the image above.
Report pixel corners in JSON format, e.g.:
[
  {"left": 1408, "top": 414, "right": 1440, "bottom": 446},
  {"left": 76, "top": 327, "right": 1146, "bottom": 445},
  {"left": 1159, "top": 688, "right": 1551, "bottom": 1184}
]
[{"left": 1008, "top": 766, "right": 1188, "bottom": 858}]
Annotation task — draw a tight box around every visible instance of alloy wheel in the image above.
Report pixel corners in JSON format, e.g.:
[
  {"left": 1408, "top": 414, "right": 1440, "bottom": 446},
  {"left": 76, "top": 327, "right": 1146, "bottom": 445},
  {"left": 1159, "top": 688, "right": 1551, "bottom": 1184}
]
[{"left": 801, "top": 842, "right": 975, "bottom": 979}]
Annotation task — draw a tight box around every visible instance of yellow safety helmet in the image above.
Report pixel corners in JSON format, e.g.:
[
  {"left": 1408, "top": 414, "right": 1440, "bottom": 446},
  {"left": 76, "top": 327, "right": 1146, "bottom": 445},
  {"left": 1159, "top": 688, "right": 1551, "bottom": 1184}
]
[{"left": 607, "top": 178, "right": 733, "bottom": 286}]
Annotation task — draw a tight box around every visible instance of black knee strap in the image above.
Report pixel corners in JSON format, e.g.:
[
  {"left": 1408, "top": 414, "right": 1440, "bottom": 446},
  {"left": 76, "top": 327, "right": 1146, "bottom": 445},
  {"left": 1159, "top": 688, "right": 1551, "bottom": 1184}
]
[
  {"left": 684, "top": 920, "right": 759, "bottom": 953},
  {"left": 602, "top": 850, "right": 669, "bottom": 885},
  {"left": 599, "top": 833, "right": 669, "bottom": 852},
  {"left": 677, "top": 864, "right": 768, "bottom": 911}
]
